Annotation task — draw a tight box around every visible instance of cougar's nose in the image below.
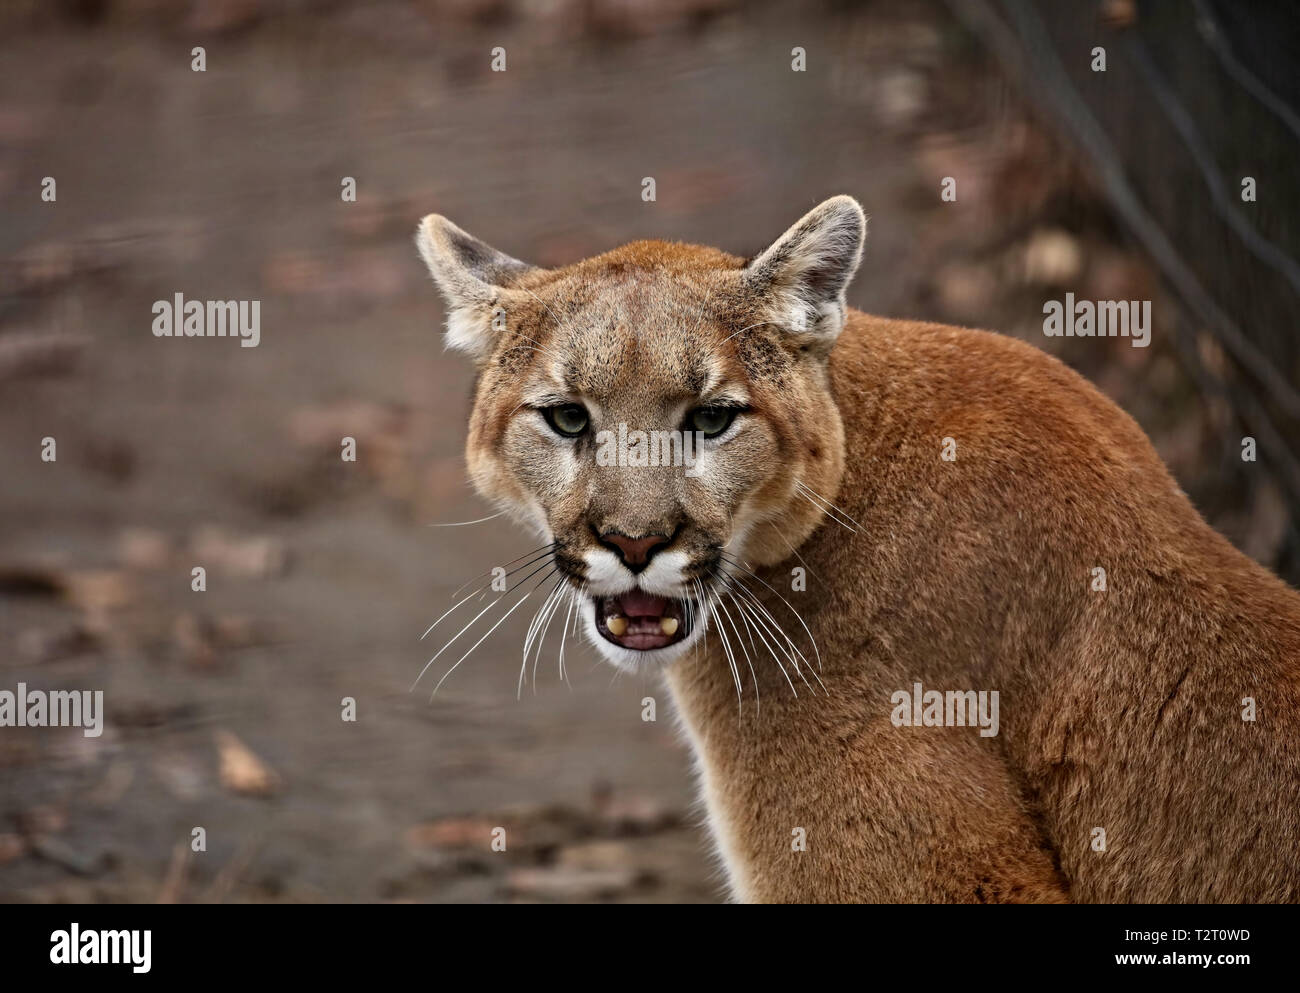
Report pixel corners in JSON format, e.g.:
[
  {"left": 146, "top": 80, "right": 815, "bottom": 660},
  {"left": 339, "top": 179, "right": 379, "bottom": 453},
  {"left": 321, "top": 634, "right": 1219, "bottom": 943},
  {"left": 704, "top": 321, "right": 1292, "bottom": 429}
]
[{"left": 599, "top": 531, "right": 671, "bottom": 573}]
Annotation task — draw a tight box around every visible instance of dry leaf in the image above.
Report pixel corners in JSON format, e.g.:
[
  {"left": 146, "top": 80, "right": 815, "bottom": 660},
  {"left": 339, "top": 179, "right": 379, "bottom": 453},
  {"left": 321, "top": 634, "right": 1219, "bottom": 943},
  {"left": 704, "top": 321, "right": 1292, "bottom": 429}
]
[{"left": 216, "top": 730, "right": 279, "bottom": 797}]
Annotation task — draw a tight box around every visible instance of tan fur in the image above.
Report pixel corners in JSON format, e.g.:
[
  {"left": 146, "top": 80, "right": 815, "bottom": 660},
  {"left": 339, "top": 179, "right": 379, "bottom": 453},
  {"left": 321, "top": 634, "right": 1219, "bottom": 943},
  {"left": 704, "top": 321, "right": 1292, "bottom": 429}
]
[{"left": 417, "top": 199, "right": 1300, "bottom": 903}]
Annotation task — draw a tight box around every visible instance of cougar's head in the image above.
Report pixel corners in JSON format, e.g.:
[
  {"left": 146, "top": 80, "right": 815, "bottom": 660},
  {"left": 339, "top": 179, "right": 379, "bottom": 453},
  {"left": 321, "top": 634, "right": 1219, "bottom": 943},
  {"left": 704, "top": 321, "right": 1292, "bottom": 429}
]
[{"left": 417, "top": 197, "right": 864, "bottom": 672}]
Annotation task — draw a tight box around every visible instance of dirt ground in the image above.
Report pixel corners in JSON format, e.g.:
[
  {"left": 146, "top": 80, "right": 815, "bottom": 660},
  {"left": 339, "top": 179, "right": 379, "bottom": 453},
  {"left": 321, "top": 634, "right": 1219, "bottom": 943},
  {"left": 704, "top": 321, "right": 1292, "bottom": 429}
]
[{"left": 0, "top": 0, "right": 1282, "bottom": 903}]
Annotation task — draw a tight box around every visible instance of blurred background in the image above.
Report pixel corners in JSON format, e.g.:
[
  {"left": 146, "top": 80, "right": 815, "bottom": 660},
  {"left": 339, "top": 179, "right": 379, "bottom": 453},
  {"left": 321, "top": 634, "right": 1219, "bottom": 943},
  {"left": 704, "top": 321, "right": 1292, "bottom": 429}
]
[{"left": 1, "top": 0, "right": 1296, "bottom": 902}]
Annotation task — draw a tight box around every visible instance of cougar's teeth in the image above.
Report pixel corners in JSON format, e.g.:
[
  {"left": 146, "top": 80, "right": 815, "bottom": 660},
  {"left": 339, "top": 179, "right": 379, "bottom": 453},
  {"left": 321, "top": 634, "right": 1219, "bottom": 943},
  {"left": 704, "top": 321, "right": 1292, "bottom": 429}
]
[
  {"left": 660, "top": 617, "right": 679, "bottom": 637},
  {"left": 606, "top": 615, "right": 628, "bottom": 637}
]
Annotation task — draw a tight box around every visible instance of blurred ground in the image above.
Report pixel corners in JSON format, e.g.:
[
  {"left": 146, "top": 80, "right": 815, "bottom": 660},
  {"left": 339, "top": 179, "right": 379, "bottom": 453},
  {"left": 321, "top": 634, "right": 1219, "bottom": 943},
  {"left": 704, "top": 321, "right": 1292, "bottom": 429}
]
[{"left": 0, "top": 0, "right": 1288, "bottom": 902}]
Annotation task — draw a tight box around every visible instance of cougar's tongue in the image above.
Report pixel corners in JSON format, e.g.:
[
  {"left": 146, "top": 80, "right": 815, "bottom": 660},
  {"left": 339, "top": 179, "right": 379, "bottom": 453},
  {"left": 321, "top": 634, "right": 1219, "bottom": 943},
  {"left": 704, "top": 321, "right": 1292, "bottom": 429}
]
[{"left": 618, "top": 590, "right": 669, "bottom": 617}]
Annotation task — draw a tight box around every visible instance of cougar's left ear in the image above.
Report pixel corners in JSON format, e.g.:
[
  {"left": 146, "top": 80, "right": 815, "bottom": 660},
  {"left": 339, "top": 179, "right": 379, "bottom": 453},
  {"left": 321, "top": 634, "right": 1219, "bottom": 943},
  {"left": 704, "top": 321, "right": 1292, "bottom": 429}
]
[
  {"left": 743, "top": 195, "right": 866, "bottom": 356},
  {"left": 416, "top": 214, "right": 541, "bottom": 360}
]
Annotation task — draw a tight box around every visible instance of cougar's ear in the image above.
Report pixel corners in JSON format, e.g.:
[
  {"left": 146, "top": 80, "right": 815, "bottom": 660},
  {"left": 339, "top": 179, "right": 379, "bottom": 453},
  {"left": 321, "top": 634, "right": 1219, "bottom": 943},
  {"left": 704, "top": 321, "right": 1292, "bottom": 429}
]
[
  {"left": 743, "top": 195, "right": 866, "bottom": 356},
  {"left": 416, "top": 214, "right": 541, "bottom": 360}
]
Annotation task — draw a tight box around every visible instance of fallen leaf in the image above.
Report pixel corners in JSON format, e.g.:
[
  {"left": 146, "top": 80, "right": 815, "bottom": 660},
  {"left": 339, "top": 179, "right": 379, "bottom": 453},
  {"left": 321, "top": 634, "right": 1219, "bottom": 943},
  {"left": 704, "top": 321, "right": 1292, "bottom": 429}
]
[{"left": 215, "top": 730, "right": 280, "bottom": 797}]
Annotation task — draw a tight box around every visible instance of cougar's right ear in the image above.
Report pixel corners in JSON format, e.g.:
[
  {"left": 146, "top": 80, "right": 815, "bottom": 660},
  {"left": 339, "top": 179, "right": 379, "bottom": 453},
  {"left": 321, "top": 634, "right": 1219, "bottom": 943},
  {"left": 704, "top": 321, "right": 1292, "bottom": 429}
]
[
  {"left": 415, "top": 214, "right": 541, "bottom": 360},
  {"left": 743, "top": 196, "right": 866, "bottom": 358}
]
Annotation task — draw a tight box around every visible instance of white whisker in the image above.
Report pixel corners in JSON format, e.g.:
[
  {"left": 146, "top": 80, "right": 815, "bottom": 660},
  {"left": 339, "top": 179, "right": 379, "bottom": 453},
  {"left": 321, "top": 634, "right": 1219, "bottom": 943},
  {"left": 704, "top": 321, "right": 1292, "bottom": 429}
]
[
  {"left": 530, "top": 579, "right": 569, "bottom": 693},
  {"left": 711, "top": 592, "right": 744, "bottom": 712},
  {"left": 420, "top": 583, "right": 491, "bottom": 641},
  {"left": 721, "top": 580, "right": 800, "bottom": 697},
  {"left": 430, "top": 591, "right": 539, "bottom": 701},
  {"left": 724, "top": 576, "right": 821, "bottom": 694},
  {"left": 413, "top": 594, "right": 507, "bottom": 692},
  {"left": 520, "top": 576, "right": 565, "bottom": 698},
  {"left": 721, "top": 553, "right": 824, "bottom": 672},
  {"left": 714, "top": 592, "right": 760, "bottom": 713},
  {"left": 425, "top": 511, "right": 506, "bottom": 528},
  {"left": 446, "top": 543, "right": 556, "bottom": 601},
  {"left": 795, "top": 479, "right": 862, "bottom": 532},
  {"left": 557, "top": 582, "right": 583, "bottom": 689},
  {"left": 720, "top": 320, "right": 774, "bottom": 345}
]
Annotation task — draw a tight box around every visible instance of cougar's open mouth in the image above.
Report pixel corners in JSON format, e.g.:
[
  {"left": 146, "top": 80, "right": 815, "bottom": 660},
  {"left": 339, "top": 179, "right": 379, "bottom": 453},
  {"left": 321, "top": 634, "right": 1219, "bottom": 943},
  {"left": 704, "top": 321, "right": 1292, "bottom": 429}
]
[{"left": 595, "top": 590, "right": 693, "bottom": 651}]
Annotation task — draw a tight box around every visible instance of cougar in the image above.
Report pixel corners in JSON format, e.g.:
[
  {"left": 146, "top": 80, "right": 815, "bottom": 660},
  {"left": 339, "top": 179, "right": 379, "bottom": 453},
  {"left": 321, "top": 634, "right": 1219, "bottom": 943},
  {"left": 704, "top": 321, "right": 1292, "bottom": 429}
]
[{"left": 416, "top": 196, "right": 1300, "bottom": 903}]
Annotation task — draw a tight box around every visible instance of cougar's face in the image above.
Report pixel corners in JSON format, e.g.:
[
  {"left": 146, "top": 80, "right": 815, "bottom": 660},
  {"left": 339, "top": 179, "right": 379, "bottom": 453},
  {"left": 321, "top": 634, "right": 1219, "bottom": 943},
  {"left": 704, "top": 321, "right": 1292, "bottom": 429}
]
[
  {"left": 481, "top": 272, "right": 796, "bottom": 669},
  {"left": 418, "top": 197, "right": 864, "bottom": 671}
]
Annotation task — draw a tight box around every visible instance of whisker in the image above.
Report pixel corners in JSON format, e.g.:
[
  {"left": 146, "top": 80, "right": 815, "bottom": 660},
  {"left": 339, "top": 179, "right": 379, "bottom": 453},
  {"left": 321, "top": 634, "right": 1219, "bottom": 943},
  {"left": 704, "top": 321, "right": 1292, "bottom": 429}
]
[
  {"left": 794, "top": 488, "right": 856, "bottom": 533},
  {"left": 719, "top": 553, "right": 824, "bottom": 671},
  {"left": 714, "top": 571, "right": 805, "bottom": 695},
  {"left": 727, "top": 582, "right": 762, "bottom": 665},
  {"left": 730, "top": 588, "right": 799, "bottom": 697},
  {"left": 571, "top": 584, "right": 584, "bottom": 637},
  {"left": 528, "top": 579, "right": 569, "bottom": 695},
  {"left": 518, "top": 584, "right": 553, "bottom": 690},
  {"left": 557, "top": 582, "right": 583, "bottom": 689},
  {"left": 425, "top": 511, "right": 506, "bottom": 528},
  {"left": 733, "top": 582, "right": 821, "bottom": 691},
  {"left": 413, "top": 555, "right": 558, "bottom": 690},
  {"left": 429, "top": 587, "right": 543, "bottom": 701},
  {"left": 795, "top": 479, "right": 862, "bottom": 531},
  {"left": 424, "top": 547, "right": 556, "bottom": 640},
  {"left": 713, "top": 591, "right": 760, "bottom": 713},
  {"left": 710, "top": 591, "right": 745, "bottom": 713},
  {"left": 518, "top": 573, "right": 565, "bottom": 698},
  {"left": 734, "top": 584, "right": 810, "bottom": 697},
  {"left": 720, "top": 320, "right": 774, "bottom": 345},
  {"left": 730, "top": 575, "right": 827, "bottom": 694},
  {"left": 446, "top": 543, "right": 556, "bottom": 602},
  {"left": 721, "top": 573, "right": 821, "bottom": 694},
  {"left": 692, "top": 577, "right": 711, "bottom": 637},
  {"left": 420, "top": 582, "right": 493, "bottom": 642},
  {"left": 412, "top": 596, "right": 503, "bottom": 692},
  {"left": 520, "top": 575, "right": 560, "bottom": 661}
]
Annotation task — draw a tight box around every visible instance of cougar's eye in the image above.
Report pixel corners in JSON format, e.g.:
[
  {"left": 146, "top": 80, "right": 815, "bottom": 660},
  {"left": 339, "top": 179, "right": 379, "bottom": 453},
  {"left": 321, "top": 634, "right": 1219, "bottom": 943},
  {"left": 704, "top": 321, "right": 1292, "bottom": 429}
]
[
  {"left": 542, "top": 404, "right": 589, "bottom": 437},
  {"left": 687, "top": 406, "right": 738, "bottom": 439}
]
